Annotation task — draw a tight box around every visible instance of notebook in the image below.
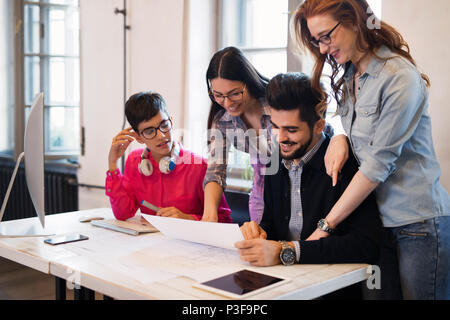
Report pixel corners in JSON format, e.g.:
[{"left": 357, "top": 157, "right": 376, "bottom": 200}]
[{"left": 91, "top": 216, "right": 159, "bottom": 236}]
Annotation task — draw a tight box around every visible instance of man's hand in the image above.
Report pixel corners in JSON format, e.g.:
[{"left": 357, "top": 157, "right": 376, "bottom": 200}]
[
  {"left": 234, "top": 239, "right": 282, "bottom": 267},
  {"left": 306, "top": 229, "right": 330, "bottom": 241},
  {"left": 324, "top": 134, "right": 349, "bottom": 187},
  {"left": 240, "top": 221, "right": 267, "bottom": 240},
  {"left": 157, "top": 207, "right": 195, "bottom": 220},
  {"left": 108, "top": 127, "right": 139, "bottom": 171}
]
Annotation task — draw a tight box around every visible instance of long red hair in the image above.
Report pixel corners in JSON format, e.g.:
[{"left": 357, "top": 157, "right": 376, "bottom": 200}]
[{"left": 292, "top": 0, "right": 430, "bottom": 105}]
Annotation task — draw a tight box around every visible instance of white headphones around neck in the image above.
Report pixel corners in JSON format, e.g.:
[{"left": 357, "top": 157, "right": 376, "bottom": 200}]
[{"left": 138, "top": 143, "right": 180, "bottom": 176}]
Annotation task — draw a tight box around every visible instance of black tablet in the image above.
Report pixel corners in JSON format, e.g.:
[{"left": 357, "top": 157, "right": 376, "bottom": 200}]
[{"left": 193, "top": 269, "right": 290, "bottom": 299}]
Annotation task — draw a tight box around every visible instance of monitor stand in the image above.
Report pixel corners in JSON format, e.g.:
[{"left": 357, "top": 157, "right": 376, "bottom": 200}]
[
  {"left": 0, "top": 222, "right": 54, "bottom": 238},
  {"left": 0, "top": 152, "right": 53, "bottom": 238}
]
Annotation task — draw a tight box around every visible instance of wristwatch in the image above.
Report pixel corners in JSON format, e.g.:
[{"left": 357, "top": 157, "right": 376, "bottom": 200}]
[
  {"left": 279, "top": 241, "right": 296, "bottom": 266},
  {"left": 317, "top": 218, "right": 335, "bottom": 234}
]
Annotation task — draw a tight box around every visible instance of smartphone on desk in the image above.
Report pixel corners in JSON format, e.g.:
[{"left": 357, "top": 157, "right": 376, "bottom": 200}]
[{"left": 44, "top": 234, "right": 89, "bottom": 245}]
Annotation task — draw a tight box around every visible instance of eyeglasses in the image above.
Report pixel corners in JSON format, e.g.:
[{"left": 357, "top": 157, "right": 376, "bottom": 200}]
[
  {"left": 211, "top": 86, "right": 246, "bottom": 105},
  {"left": 140, "top": 119, "right": 172, "bottom": 140},
  {"left": 310, "top": 21, "right": 341, "bottom": 48}
]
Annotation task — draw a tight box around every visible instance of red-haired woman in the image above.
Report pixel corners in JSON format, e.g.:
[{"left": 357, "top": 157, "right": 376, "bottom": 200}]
[{"left": 293, "top": 0, "right": 450, "bottom": 299}]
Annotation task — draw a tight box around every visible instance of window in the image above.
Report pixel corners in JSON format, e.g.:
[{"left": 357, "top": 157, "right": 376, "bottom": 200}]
[
  {"left": 24, "top": 0, "right": 80, "bottom": 155},
  {"left": 219, "top": 0, "right": 289, "bottom": 79},
  {"left": 218, "top": 0, "right": 291, "bottom": 187},
  {"left": 0, "top": 0, "right": 80, "bottom": 159}
]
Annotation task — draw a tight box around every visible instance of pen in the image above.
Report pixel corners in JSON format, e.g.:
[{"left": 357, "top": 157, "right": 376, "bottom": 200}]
[{"left": 141, "top": 200, "right": 160, "bottom": 212}]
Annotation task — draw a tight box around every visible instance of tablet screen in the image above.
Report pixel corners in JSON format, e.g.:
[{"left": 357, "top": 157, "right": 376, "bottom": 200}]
[{"left": 200, "top": 269, "right": 284, "bottom": 296}]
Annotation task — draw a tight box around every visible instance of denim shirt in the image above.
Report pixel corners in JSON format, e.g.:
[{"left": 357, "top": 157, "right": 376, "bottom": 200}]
[{"left": 338, "top": 45, "right": 450, "bottom": 227}]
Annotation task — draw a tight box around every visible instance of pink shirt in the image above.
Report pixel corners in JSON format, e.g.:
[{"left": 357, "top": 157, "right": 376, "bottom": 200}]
[{"left": 105, "top": 145, "right": 232, "bottom": 222}]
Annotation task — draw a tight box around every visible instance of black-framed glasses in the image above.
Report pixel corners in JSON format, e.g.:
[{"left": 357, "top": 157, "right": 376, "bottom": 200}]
[
  {"left": 210, "top": 85, "right": 246, "bottom": 105},
  {"left": 140, "top": 119, "right": 172, "bottom": 140},
  {"left": 310, "top": 21, "right": 341, "bottom": 48}
]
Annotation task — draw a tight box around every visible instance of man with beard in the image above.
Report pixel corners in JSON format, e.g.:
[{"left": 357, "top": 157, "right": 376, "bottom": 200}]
[{"left": 234, "top": 73, "right": 382, "bottom": 270}]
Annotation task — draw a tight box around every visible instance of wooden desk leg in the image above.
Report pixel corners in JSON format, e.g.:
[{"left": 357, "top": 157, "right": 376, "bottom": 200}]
[
  {"left": 55, "top": 277, "right": 66, "bottom": 300},
  {"left": 83, "top": 287, "right": 95, "bottom": 300},
  {"left": 74, "top": 286, "right": 95, "bottom": 300},
  {"left": 74, "top": 287, "right": 82, "bottom": 300}
]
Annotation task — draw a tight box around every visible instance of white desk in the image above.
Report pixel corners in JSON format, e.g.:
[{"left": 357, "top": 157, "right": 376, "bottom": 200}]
[{"left": 0, "top": 208, "right": 371, "bottom": 300}]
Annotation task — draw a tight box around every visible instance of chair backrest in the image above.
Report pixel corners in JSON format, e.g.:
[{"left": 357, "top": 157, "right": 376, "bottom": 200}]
[{"left": 224, "top": 190, "right": 250, "bottom": 226}]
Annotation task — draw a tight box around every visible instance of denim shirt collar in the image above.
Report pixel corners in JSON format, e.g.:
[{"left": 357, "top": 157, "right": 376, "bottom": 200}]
[{"left": 343, "top": 45, "right": 392, "bottom": 81}]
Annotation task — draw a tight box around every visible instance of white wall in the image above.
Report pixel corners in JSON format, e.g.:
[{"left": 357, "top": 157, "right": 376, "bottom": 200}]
[
  {"left": 78, "top": 0, "right": 186, "bottom": 209},
  {"left": 78, "top": 0, "right": 215, "bottom": 210},
  {"left": 183, "top": 0, "right": 217, "bottom": 157},
  {"left": 382, "top": 0, "right": 450, "bottom": 190}
]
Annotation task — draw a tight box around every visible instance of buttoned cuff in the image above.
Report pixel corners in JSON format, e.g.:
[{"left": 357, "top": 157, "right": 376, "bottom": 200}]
[
  {"left": 105, "top": 169, "right": 121, "bottom": 195},
  {"left": 107, "top": 169, "right": 120, "bottom": 177}
]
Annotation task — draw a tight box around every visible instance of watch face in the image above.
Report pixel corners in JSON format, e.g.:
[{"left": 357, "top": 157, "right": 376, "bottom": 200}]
[
  {"left": 318, "top": 220, "right": 325, "bottom": 230},
  {"left": 281, "top": 248, "right": 296, "bottom": 265},
  {"left": 318, "top": 219, "right": 333, "bottom": 233},
  {"left": 318, "top": 219, "right": 328, "bottom": 231}
]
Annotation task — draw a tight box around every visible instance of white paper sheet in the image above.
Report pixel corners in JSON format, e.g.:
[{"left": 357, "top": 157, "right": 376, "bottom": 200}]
[
  {"left": 62, "top": 231, "right": 179, "bottom": 284},
  {"left": 122, "top": 239, "right": 248, "bottom": 282},
  {"left": 142, "top": 215, "right": 244, "bottom": 251}
]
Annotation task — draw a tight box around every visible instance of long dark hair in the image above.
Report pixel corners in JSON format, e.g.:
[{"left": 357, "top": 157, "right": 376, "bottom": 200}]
[
  {"left": 292, "top": 0, "right": 430, "bottom": 105},
  {"left": 206, "top": 47, "right": 269, "bottom": 129}
]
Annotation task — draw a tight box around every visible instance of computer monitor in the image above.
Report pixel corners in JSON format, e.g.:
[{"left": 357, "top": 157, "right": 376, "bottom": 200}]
[
  {"left": 0, "top": 93, "right": 50, "bottom": 237},
  {"left": 24, "top": 93, "right": 45, "bottom": 227}
]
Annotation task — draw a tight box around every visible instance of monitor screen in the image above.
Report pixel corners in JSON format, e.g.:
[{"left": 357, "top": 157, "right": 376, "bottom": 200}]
[
  {"left": 0, "top": 93, "right": 47, "bottom": 236},
  {"left": 24, "top": 93, "right": 45, "bottom": 228}
]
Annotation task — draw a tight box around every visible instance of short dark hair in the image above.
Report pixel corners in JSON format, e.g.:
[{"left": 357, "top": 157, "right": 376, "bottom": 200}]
[
  {"left": 125, "top": 92, "right": 169, "bottom": 133},
  {"left": 206, "top": 46, "right": 269, "bottom": 129},
  {"left": 266, "top": 72, "right": 325, "bottom": 130}
]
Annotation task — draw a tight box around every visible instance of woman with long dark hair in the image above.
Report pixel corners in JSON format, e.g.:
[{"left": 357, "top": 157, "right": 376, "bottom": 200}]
[
  {"left": 293, "top": 0, "right": 450, "bottom": 299},
  {"left": 202, "top": 46, "right": 340, "bottom": 225},
  {"left": 202, "top": 47, "right": 272, "bottom": 224}
]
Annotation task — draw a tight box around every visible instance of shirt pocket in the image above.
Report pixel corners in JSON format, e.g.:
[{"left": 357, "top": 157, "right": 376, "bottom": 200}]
[
  {"left": 353, "top": 104, "right": 379, "bottom": 138},
  {"left": 336, "top": 103, "right": 351, "bottom": 133}
]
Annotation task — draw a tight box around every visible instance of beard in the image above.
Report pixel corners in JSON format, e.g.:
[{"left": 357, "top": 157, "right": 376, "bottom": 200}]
[{"left": 280, "top": 134, "right": 313, "bottom": 161}]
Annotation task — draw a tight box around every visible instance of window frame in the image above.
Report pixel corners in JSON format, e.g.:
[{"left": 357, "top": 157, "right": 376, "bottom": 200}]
[
  {"left": 216, "top": 0, "right": 299, "bottom": 188},
  {"left": 218, "top": 0, "right": 298, "bottom": 75},
  {"left": 0, "top": 0, "right": 81, "bottom": 162}
]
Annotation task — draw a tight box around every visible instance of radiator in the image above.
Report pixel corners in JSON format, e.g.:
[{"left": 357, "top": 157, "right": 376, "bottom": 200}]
[{"left": 0, "top": 163, "right": 78, "bottom": 221}]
